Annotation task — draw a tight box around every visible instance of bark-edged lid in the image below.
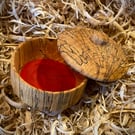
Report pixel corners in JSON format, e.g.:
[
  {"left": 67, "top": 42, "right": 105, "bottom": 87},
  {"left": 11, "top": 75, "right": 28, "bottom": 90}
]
[{"left": 57, "top": 27, "right": 128, "bottom": 82}]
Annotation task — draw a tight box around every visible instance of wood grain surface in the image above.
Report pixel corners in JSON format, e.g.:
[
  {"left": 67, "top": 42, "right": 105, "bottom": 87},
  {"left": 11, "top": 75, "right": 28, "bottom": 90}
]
[
  {"left": 10, "top": 37, "right": 87, "bottom": 115},
  {"left": 58, "top": 27, "right": 128, "bottom": 82}
]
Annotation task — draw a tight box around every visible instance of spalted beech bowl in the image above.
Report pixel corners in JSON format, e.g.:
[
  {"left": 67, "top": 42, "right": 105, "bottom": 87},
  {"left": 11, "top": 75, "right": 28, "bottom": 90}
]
[{"left": 10, "top": 37, "right": 87, "bottom": 115}]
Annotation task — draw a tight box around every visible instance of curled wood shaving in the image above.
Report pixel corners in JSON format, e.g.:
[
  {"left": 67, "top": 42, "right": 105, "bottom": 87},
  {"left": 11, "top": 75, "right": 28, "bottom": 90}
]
[
  {"left": 0, "top": 126, "right": 14, "bottom": 135},
  {"left": 2, "top": 88, "right": 27, "bottom": 109}
]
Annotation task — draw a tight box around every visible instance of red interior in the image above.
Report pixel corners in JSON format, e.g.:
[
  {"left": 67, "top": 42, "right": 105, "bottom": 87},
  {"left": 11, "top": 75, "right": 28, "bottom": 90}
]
[{"left": 20, "top": 59, "right": 76, "bottom": 92}]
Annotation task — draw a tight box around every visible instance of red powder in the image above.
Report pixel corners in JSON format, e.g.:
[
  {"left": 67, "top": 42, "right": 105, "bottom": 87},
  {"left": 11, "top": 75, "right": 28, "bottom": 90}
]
[{"left": 20, "top": 59, "right": 76, "bottom": 92}]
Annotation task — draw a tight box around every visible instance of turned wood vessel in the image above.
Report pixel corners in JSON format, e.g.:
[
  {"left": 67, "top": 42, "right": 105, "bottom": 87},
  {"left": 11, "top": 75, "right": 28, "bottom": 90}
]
[{"left": 10, "top": 37, "right": 87, "bottom": 115}]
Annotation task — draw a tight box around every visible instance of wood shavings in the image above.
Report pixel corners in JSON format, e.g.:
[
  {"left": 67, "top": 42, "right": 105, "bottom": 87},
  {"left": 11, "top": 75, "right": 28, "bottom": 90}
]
[
  {"left": 0, "top": 126, "right": 14, "bottom": 135},
  {"left": 0, "top": 0, "right": 135, "bottom": 134},
  {"left": 2, "top": 88, "right": 27, "bottom": 109}
]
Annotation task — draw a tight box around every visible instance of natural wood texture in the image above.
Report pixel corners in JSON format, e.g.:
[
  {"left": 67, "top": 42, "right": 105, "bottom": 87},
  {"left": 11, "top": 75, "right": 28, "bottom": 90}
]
[
  {"left": 58, "top": 27, "right": 128, "bottom": 82},
  {"left": 10, "top": 37, "right": 87, "bottom": 115}
]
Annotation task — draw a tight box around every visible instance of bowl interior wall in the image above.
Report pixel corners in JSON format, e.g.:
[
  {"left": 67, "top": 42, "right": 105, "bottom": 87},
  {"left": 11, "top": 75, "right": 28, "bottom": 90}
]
[{"left": 13, "top": 38, "right": 85, "bottom": 87}]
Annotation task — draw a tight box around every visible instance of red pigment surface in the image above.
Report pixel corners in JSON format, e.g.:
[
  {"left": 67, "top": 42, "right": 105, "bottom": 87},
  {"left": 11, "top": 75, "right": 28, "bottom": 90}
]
[{"left": 20, "top": 59, "right": 76, "bottom": 92}]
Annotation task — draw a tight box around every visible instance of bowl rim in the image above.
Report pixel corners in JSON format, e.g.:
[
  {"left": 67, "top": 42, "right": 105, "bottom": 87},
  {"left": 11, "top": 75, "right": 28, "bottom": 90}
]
[{"left": 11, "top": 37, "right": 88, "bottom": 94}]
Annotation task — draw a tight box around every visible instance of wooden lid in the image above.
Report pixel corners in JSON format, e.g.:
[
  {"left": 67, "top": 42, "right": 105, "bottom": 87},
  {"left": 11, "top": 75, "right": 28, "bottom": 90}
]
[{"left": 57, "top": 27, "right": 128, "bottom": 82}]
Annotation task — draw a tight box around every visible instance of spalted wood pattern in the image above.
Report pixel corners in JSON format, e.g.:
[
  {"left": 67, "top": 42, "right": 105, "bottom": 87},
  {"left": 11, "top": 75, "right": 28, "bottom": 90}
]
[
  {"left": 58, "top": 27, "right": 128, "bottom": 82},
  {"left": 10, "top": 37, "right": 87, "bottom": 115}
]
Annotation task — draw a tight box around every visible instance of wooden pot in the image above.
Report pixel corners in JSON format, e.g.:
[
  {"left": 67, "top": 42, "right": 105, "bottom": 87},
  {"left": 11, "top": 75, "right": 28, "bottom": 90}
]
[{"left": 10, "top": 37, "right": 87, "bottom": 115}]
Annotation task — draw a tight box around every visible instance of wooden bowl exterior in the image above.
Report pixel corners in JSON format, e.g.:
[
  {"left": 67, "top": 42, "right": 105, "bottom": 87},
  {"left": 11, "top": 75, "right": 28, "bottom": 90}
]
[{"left": 10, "top": 37, "right": 87, "bottom": 115}]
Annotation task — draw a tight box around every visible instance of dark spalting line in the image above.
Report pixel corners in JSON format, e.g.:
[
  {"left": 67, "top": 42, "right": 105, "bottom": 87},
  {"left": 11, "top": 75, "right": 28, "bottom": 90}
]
[
  {"left": 96, "top": 41, "right": 115, "bottom": 80},
  {"left": 66, "top": 29, "right": 76, "bottom": 38},
  {"left": 118, "top": 59, "right": 127, "bottom": 72},
  {"left": 44, "top": 94, "right": 48, "bottom": 111},
  {"left": 58, "top": 92, "right": 64, "bottom": 110},
  {"left": 107, "top": 50, "right": 119, "bottom": 79},
  {"left": 50, "top": 94, "right": 55, "bottom": 111},
  {"left": 114, "top": 65, "right": 124, "bottom": 77},
  {"left": 79, "top": 30, "right": 92, "bottom": 54},
  {"left": 79, "top": 48, "right": 93, "bottom": 65},
  {"left": 120, "top": 59, "right": 128, "bottom": 68},
  {"left": 78, "top": 30, "right": 91, "bottom": 62},
  {"left": 18, "top": 47, "right": 24, "bottom": 98},
  {"left": 87, "top": 44, "right": 101, "bottom": 78},
  {"left": 42, "top": 92, "right": 45, "bottom": 111},
  {"left": 65, "top": 29, "right": 87, "bottom": 51},
  {"left": 105, "top": 59, "right": 113, "bottom": 79},
  {"left": 60, "top": 39, "right": 79, "bottom": 53},
  {"left": 91, "top": 40, "right": 105, "bottom": 79},
  {"left": 113, "top": 46, "right": 120, "bottom": 63},
  {"left": 102, "top": 45, "right": 113, "bottom": 80},
  {"left": 47, "top": 93, "right": 52, "bottom": 110},
  {"left": 19, "top": 77, "right": 23, "bottom": 98},
  {"left": 79, "top": 30, "right": 102, "bottom": 70},
  {"left": 80, "top": 49, "right": 90, "bottom": 64},
  {"left": 31, "top": 88, "right": 33, "bottom": 108},
  {"left": 81, "top": 29, "right": 92, "bottom": 50},
  {"left": 59, "top": 40, "right": 71, "bottom": 51},
  {"left": 40, "top": 49, "right": 45, "bottom": 58},
  {"left": 34, "top": 91, "right": 38, "bottom": 109},
  {"left": 70, "top": 43, "right": 81, "bottom": 54},
  {"left": 93, "top": 63, "right": 100, "bottom": 80},
  {"left": 79, "top": 30, "right": 88, "bottom": 48},
  {"left": 104, "top": 44, "right": 115, "bottom": 78},
  {"left": 19, "top": 88, "right": 23, "bottom": 100},
  {"left": 59, "top": 41, "right": 83, "bottom": 65},
  {"left": 80, "top": 49, "right": 91, "bottom": 63},
  {"left": 59, "top": 40, "right": 89, "bottom": 65},
  {"left": 46, "top": 94, "right": 49, "bottom": 109},
  {"left": 106, "top": 46, "right": 122, "bottom": 79},
  {"left": 19, "top": 88, "right": 23, "bottom": 99},
  {"left": 107, "top": 59, "right": 126, "bottom": 80},
  {"left": 60, "top": 29, "right": 93, "bottom": 66},
  {"left": 106, "top": 43, "right": 113, "bottom": 57},
  {"left": 96, "top": 45, "right": 104, "bottom": 68},
  {"left": 64, "top": 30, "right": 81, "bottom": 46},
  {"left": 50, "top": 94, "right": 54, "bottom": 111},
  {"left": 60, "top": 47, "right": 83, "bottom": 65},
  {"left": 109, "top": 67, "right": 123, "bottom": 81},
  {"left": 81, "top": 31, "right": 103, "bottom": 78}
]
